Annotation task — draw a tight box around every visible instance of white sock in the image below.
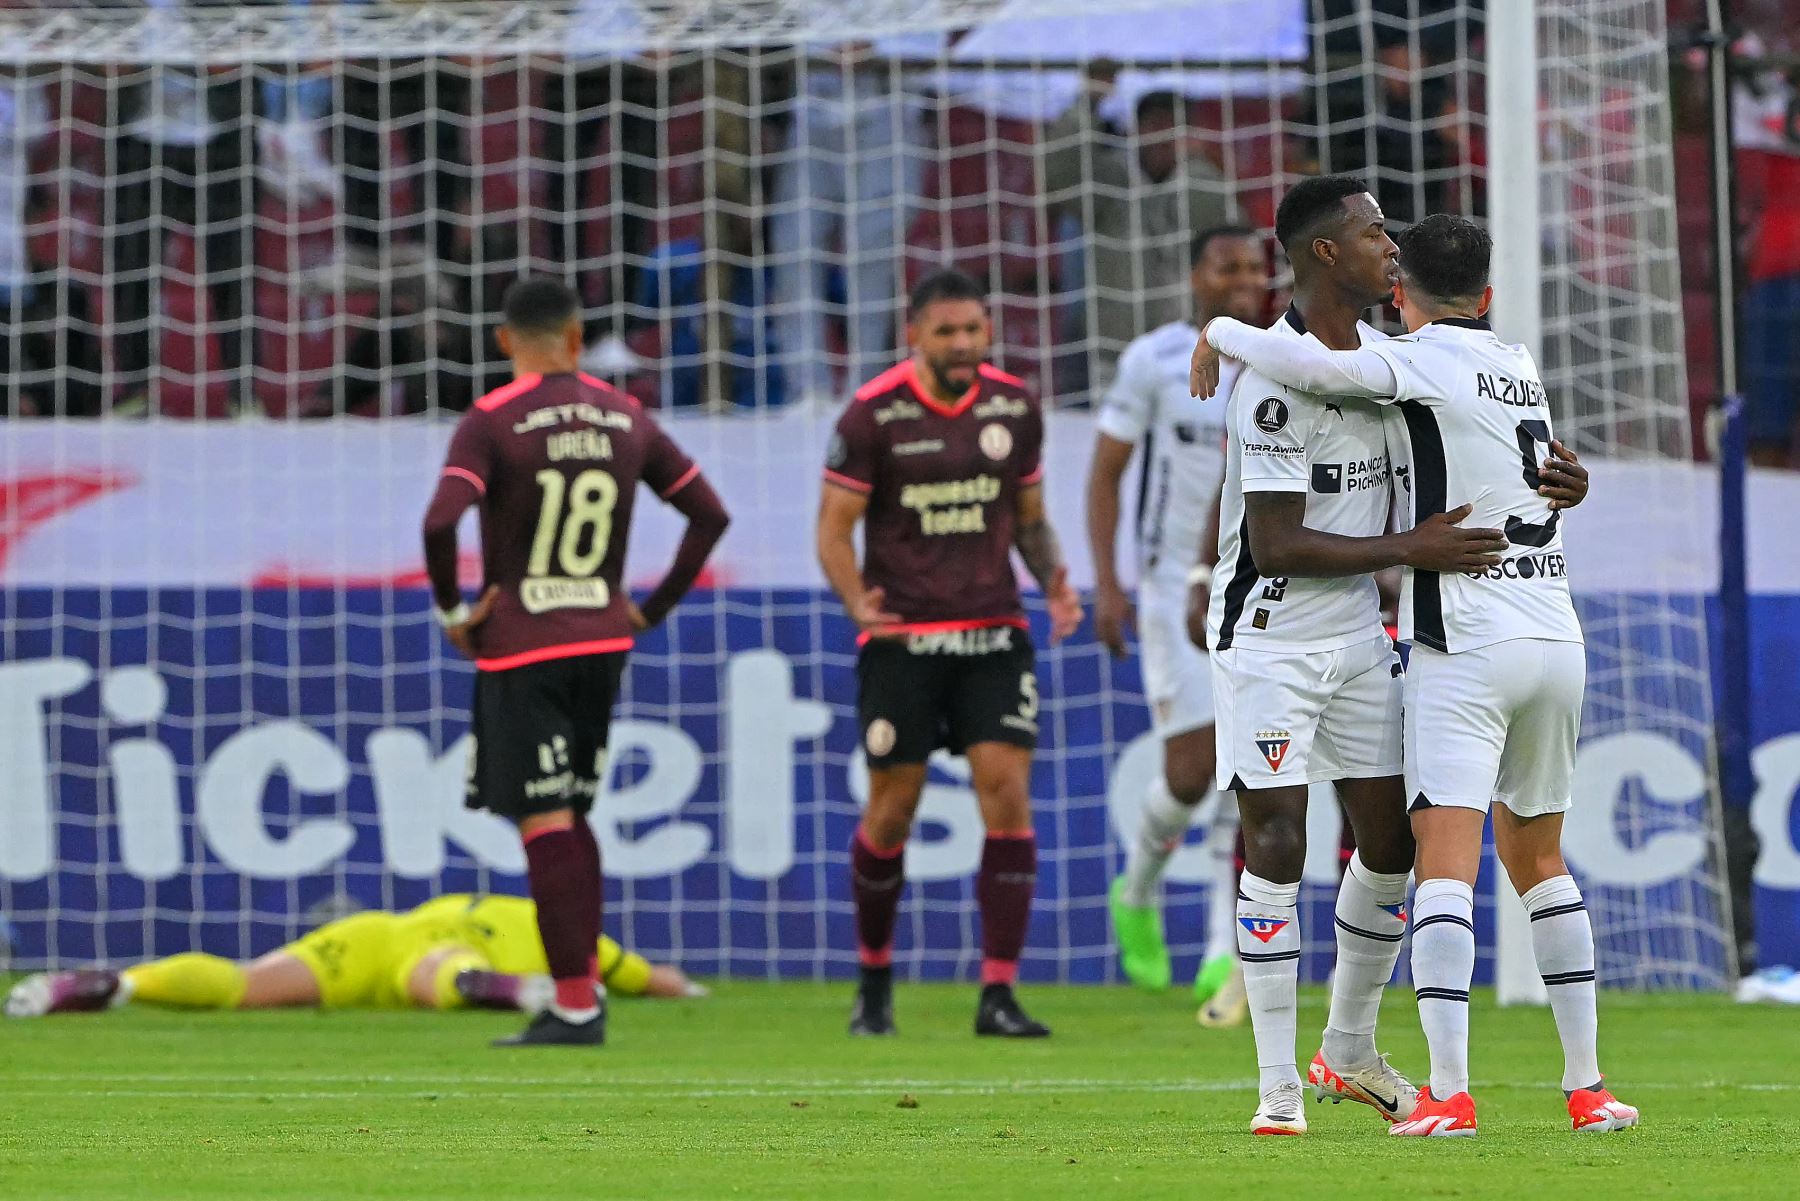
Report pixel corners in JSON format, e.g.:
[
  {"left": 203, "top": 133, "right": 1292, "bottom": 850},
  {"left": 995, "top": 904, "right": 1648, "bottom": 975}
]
[
  {"left": 1520, "top": 875, "right": 1601, "bottom": 1092},
  {"left": 1121, "top": 776, "right": 1195, "bottom": 907},
  {"left": 1203, "top": 794, "right": 1240, "bottom": 961},
  {"left": 1411, "top": 877, "right": 1475, "bottom": 1098},
  {"left": 1237, "top": 870, "right": 1302, "bottom": 1092},
  {"left": 1323, "top": 852, "right": 1409, "bottom": 1067}
]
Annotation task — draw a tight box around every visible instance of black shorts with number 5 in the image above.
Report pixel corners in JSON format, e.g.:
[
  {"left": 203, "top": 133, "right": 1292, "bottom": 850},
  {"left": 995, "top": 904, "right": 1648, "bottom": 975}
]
[
  {"left": 465, "top": 651, "right": 626, "bottom": 820},
  {"left": 855, "top": 627, "right": 1038, "bottom": 768}
]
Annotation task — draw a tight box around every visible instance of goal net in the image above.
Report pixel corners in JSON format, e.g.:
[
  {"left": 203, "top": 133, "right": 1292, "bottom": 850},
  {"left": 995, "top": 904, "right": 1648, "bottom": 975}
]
[{"left": 0, "top": 0, "right": 1732, "bottom": 990}]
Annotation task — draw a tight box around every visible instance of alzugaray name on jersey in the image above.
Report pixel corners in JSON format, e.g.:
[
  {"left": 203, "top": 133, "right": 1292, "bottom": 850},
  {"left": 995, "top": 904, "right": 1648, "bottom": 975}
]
[{"left": 1474, "top": 371, "right": 1547, "bottom": 409}]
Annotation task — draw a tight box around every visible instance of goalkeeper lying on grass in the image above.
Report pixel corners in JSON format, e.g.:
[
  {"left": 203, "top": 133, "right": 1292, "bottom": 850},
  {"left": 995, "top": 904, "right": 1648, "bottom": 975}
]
[{"left": 5, "top": 893, "right": 704, "bottom": 1017}]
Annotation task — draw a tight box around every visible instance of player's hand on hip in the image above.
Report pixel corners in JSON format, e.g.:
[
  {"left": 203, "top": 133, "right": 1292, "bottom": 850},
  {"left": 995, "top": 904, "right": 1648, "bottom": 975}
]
[
  {"left": 1402, "top": 504, "right": 1508, "bottom": 574},
  {"left": 1047, "top": 565, "right": 1083, "bottom": 644},
  {"left": 1538, "top": 440, "right": 1588, "bottom": 510},
  {"left": 1189, "top": 319, "right": 1223, "bottom": 398},
  {"left": 851, "top": 585, "right": 905, "bottom": 638},
  {"left": 443, "top": 585, "right": 500, "bottom": 660},
  {"left": 1094, "top": 580, "right": 1133, "bottom": 656},
  {"left": 1185, "top": 580, "right": 1210, "bottom": 648}
]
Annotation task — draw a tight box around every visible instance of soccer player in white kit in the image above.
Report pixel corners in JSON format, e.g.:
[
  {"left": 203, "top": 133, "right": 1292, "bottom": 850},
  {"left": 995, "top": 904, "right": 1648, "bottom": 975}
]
[
  {"left": 1194, "top": 177, "right": 1523, "bottom": 1137},
  {"left": 1195, "top": 213, "right": 1633, "bottom": 1137},
  {"left": 1086, "top": 225, "right": 1269, "bottom": 1010}
]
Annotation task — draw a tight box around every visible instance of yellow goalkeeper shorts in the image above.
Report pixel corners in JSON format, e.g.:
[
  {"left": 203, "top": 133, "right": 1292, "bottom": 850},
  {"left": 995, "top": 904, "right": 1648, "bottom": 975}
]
[{"left": 282, "top": 912, "right": 403, "bottom": 1008}]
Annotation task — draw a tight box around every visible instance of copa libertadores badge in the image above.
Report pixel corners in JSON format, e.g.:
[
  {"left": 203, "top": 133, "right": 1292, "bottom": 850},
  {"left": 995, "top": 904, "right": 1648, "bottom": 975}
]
[{"left": 1254, "top": 397, "right": 1289, "bottom": 434}]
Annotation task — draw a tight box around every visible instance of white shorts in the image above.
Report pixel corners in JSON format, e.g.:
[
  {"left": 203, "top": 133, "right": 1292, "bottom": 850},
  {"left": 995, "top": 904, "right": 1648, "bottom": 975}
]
[
  {"left": 1212, "top": 634, "right": 1402, "bottom": 791},
  {"left": 1403, "top": 637, "right": 1584, "bottom": 818},
  {"left": 1137, "top": 579, "right": 1214, "bottom": 738}
]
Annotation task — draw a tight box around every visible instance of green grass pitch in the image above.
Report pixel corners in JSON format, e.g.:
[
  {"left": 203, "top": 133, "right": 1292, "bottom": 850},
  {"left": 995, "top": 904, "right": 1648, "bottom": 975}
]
[{"left": 5, "top": 982, "right": 1796, "bottom": 1199}]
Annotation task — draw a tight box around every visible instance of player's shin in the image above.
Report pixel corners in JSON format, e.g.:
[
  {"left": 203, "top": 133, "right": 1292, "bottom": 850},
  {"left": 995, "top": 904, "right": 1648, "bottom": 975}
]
[
  {"left": 522, "top": 818, "right": 602, "bottom": 1021},
  {"left": 1323, "top": 852, "right": 1409, "bottom": 1067},
  {"left": 1204, "top": 795, "right": 1241, "bottom": 962},
  {"left": 1120, "top": 776, "right": 1192, "bottom": 907},
  {"left": 1520, "top": 875, "right": 1602, "bottom": 1092},
  {"left": 1410, "top": 878, "right": 1476, "bottom": 1098},
  {"left": 851, "top": 826, "right": 906, "bottom": 971},
  {"left": 977, "top": 831, "right": 1037, "bottom": 986},
  {"left": 122, "top": 953, "right": 247, "bottom": 1009},
  {"left": 1236, "top": 871, "right": 1303, "bottom": 1091}
]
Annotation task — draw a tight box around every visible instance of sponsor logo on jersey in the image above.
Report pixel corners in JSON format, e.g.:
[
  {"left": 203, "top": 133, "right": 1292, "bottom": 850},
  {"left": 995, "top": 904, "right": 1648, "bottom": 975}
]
[
  {"left": 1174, "top": 421, "right": 1198, "bottom": 444},
  {"left": 1468, "top": 551, "right": 1567, "bottom": 581},
  {"left": 1242, "top": 441, "right": 1303, "bottom": 459},
  {"left": 906, "top": 626, "right": 1014, "bottom": 656},
  {"left": 893, "top": 438, "right": 945, "bottom": 457},
  {"left": 899, "top": 474, "right": 1002, "bottom": 536},
  {"left": 1254, "top": 730, "right": 1292, "bottom": 772},
  {"left": 865, "top": 718, "right": 897, "bottom": 757},
  {"left": 1254, "top": 397, "right": 1289, "bottom": 433},
  {"left": 1314, "top": 455, "right": 1392, "bottom": 494},
  {"left": 1252, "top": 608, "right": 1271, "bottom": 629},
  {"left": 521, "top": 576, "right": 612, "bottom": 614},
  {"left": 973, "top": 395, "right": 1029, "bottom": 419},
  {"left": 1239, "top": 916, "right": 1290, "bottom": 944},
  {"left": 979, "top": 423, "right": 1014, "bottom": 461},
  {"left": 512, "top": 404, "right": 633, "bottom": 435},
  {"left": 874, "top": 399, "right": 924, "bottom": 425}
]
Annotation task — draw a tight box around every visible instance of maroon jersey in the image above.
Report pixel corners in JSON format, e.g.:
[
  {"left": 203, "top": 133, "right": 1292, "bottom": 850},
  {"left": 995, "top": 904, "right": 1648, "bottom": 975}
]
[
  {"left": 438, "top": 372, "right": 699, "bottom": 670},
  {"left": 824, "top": 360, "right": 1043, "bottom": 631}
]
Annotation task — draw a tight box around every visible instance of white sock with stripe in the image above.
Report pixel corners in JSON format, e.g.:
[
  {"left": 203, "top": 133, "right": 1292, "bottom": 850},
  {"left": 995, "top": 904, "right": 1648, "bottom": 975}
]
[
  {"left": 1237, "top": 870, "right": 1302, "bottom": 1091},
  {"left": 1411, "top": 877, "right": 1476, "bottom": 1098},
  {"left": 1322, "top": 852, "right": 1410, "bottom": 1067},
  {"left": 1120, "top": 776, "right": 1194, "bottom": 908},
  {"left": 1520, "top": 874, "right": 1602, "bottom": 1091}
]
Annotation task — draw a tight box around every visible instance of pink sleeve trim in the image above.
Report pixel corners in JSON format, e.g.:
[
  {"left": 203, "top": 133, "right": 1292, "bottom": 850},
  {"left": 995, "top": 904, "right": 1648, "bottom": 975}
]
[
  {"left": 442, "top": 466, "right": 486, "bottom": 496},
  {"left": 822, "top": 469, "right": 873, "bottom": 494},
  {"left": 659, "top": 463, "right": 701, "bottom": 499}
]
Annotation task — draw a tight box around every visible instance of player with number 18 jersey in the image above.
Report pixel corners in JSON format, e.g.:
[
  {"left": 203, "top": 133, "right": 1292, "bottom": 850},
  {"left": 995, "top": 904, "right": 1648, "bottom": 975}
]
[{"left": 423, "top": 279, "right": 729, "bottom": 1048}]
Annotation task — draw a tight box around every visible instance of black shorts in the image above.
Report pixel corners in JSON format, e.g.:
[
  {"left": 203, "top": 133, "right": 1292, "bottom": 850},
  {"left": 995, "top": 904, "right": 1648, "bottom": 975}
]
[
  {"left": 465, "top": 652, "right": 626, "bottom": 820},
  {"left": 856, "top": 625, "right": 1038, "bottom": 768}
]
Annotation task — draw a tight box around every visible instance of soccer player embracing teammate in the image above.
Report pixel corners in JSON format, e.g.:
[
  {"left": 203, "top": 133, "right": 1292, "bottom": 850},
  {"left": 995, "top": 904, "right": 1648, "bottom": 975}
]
[
  {"left": 817, "top": 269, "right": 1082, "bottom": 1039},
  {"left": 422, "top": 278, "right": 730, "bottom": 1046},
  {"left": 1196, "top": 212, "right": 1634, "bottom": 1136},
  {"left": 1184, "top": 176, "right": 1535, "bottom": 1135}
]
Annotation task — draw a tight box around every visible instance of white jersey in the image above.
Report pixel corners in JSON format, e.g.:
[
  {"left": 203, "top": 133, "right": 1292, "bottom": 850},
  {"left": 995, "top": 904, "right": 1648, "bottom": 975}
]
[
  {"left": 1207, "top": 308, "right": 1393, "bottom": 654},
  {"left": 1096, "top": 320, "right": 1233, "bottom": 588},
  {"left": 1370, "top": 318, "right": 1584, "bottom": 653}
]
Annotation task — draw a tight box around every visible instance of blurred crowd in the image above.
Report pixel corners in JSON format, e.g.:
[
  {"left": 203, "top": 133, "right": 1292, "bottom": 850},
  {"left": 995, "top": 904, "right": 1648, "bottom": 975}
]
[{"left": 0, "top": 0, "right": 1482, "bottom": 419}]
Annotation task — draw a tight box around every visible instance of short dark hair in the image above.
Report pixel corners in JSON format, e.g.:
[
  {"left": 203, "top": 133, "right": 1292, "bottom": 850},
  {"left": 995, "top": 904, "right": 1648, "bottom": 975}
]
[
  {"left": 1395, "top": 213, "right": 1491, "bottom": 303},
  {"left": 1191, "top": 224, "right": 1262, "bottom": 267},
  {"left": 1273, "top": 174, "right": 1371, "bottom": 255},
  {"left": 1135, "top": 90, "right": 1181, "bottom": 126},
  {"left": 907, "top": 268, "right": 986, "bottom": 320},
  {"left": 501, "top": 276, "right": 581, "bottom": 336}
]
